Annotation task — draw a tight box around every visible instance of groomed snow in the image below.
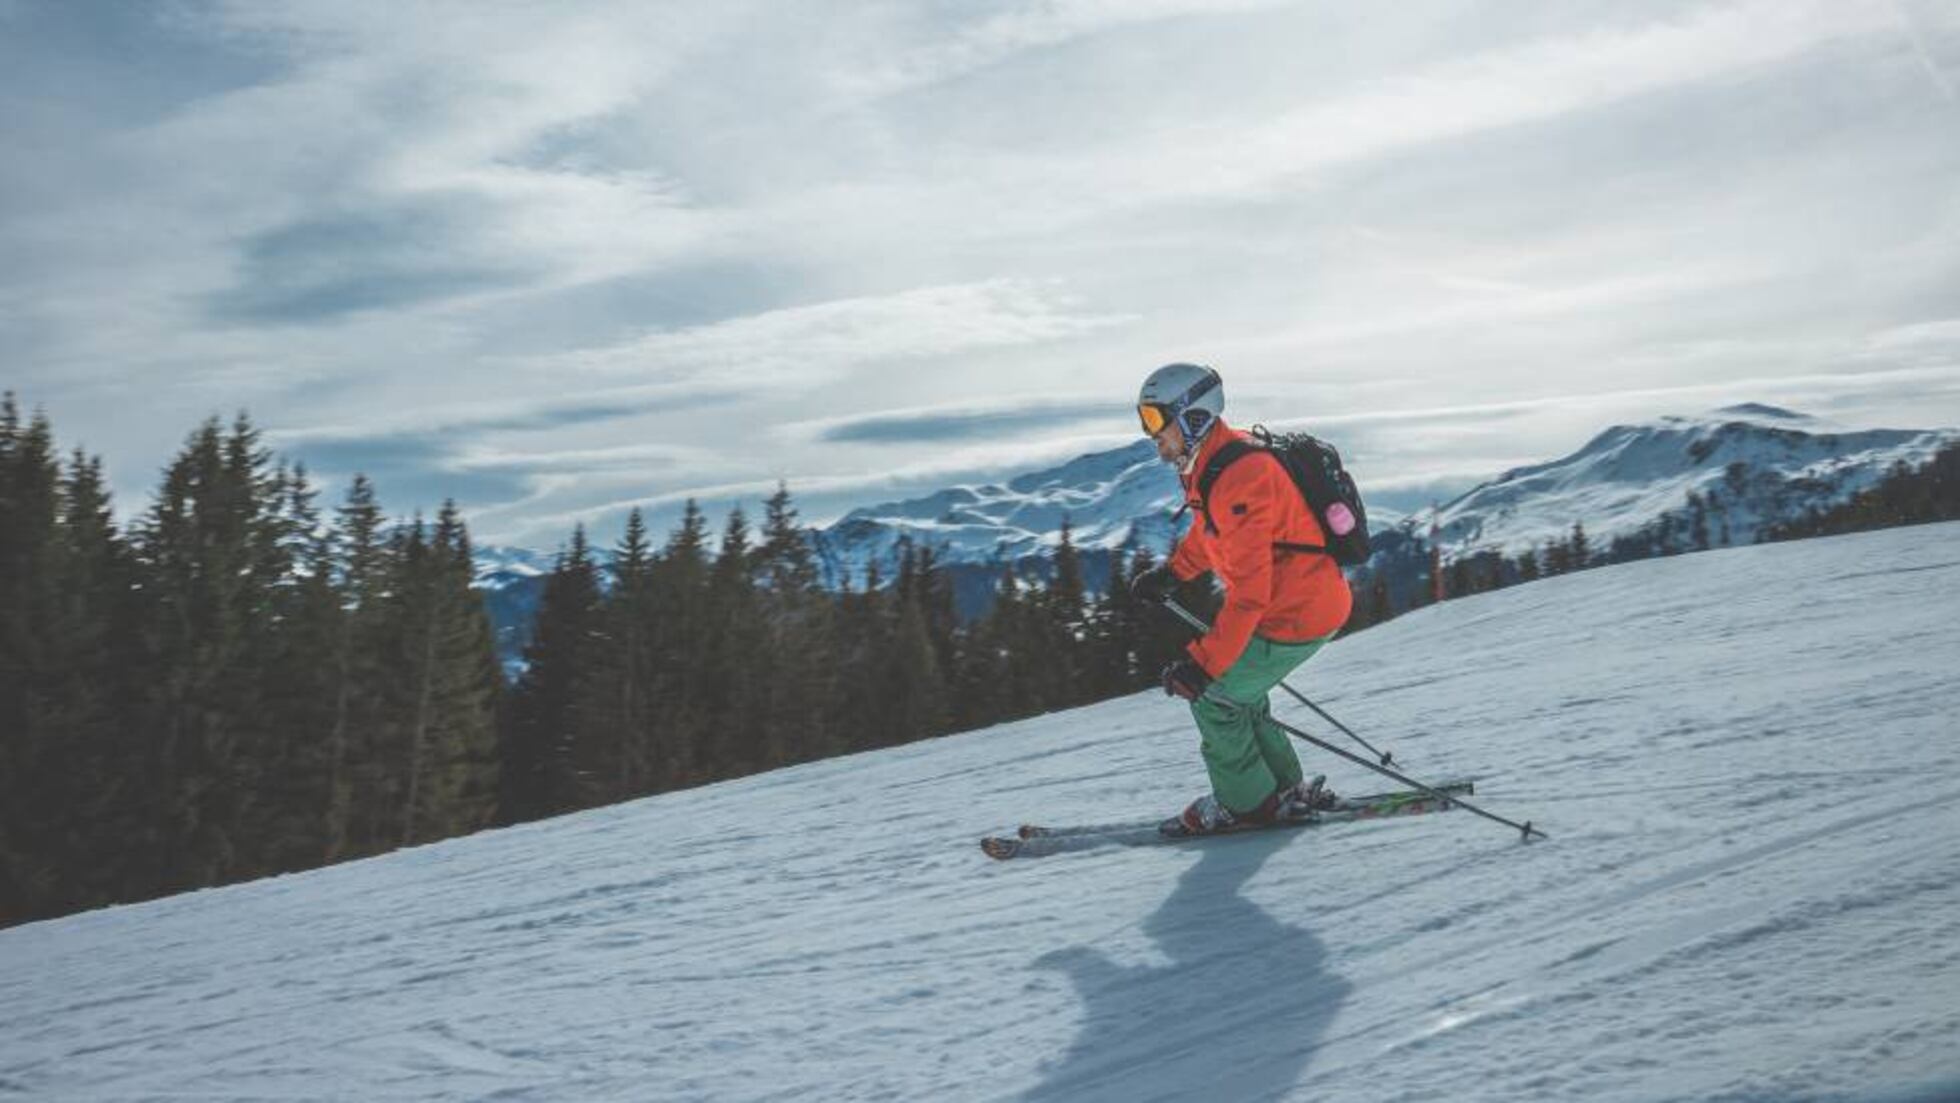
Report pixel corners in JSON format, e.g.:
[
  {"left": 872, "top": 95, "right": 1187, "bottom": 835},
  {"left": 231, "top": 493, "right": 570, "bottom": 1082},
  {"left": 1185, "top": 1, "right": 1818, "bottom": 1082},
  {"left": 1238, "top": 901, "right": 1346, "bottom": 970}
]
[{"left": 5, "top": 524, "right": 1959, "bottom": 1101}]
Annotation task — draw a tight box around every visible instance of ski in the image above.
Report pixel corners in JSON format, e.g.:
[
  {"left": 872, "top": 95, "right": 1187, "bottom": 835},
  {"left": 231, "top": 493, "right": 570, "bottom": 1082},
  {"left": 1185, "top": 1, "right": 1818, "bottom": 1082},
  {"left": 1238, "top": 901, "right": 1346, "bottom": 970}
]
[
  {"left": 1016, "top": 778, "right": 1472, "bottom": 839},
  {"left": 980, "top": 780, "right": 1474, "bottom": 860}
]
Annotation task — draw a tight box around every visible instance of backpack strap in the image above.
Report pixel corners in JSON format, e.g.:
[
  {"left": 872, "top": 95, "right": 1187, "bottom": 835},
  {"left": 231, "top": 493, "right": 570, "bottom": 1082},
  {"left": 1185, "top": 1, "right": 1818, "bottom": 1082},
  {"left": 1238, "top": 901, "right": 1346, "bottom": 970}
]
[
  {"left": 1194, "top": 440, "right": 1258, "bottom": 536},
  {"left": 1194, "top": 435, "right": 1337, "bottom": 559}
]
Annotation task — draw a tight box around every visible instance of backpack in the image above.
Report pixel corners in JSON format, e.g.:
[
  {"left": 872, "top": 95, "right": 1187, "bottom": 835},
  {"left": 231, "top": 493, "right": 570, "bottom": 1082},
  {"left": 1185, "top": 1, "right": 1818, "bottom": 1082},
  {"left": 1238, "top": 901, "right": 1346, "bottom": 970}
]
[{"left": 1194, "top": 426, "right": 1372, "bottom": 567}]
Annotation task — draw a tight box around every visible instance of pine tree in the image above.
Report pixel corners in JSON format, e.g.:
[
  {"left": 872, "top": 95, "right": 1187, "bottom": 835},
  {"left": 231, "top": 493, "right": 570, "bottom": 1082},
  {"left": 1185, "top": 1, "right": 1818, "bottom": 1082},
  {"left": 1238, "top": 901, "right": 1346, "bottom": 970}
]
[
  {"left": 751, "top": 486, "right": 833, "bottom": 765},
  {"left": 391, "top": 502, "right": 499, "bottom": 845},
  {"left": 501, "top": 527, "right": 602, "bottom": 822},
  {"left": 0, "top": 409, "right": 110, "bottom": 921},
  {"left": 886, "top": 580, "right": 948, "bottom": 743},
  {"left": 134, "top": 415, "right": 287, "bottom": 891},
  {"left": 323, "top": 475, "right": 387, "bottom": 861},
  {"left": 952, "top": 559, "right": 1019, "bottom": 731},
  {"left": 696, "top": 507, "right": 765, "bottom": 777},
  {"left": 651, "top": 500, "right": 711, "bottom": 787},
  {"left": 251, "top": 464, "right": 344, "bottom": 874},
  {"left": 831, "top": 562, "right": 891, "bottom": 750},
  {"left": 47, "top": 450, "right": 146, "bottom": 911},
  {"left": 1687, "top": 492, "right": 1712, "bottom": 552},
  {"left": 1368, "top": 576, "right": 1394, "bottom": 626},
  {"left": 0, "top": 398, "right": 58, "bottom": 919},
  {"left": 580, "top": 508, "right": 661, "bottom": 803}
]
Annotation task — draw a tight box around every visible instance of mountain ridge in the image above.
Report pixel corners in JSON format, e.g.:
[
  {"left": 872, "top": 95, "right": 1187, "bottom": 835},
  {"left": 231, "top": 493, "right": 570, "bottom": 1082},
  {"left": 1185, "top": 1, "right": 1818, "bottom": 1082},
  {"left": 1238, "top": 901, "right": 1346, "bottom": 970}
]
[{"left": 472, "top": 405, "right": 1958, "bottom": 663}]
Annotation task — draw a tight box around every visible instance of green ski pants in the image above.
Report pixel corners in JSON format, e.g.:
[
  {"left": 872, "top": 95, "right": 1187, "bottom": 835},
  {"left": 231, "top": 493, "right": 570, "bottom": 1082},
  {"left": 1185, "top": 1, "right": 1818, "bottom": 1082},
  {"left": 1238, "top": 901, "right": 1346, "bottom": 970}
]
[{"left": 1192, "top": 634, "right": 1332, "bottom": 813}]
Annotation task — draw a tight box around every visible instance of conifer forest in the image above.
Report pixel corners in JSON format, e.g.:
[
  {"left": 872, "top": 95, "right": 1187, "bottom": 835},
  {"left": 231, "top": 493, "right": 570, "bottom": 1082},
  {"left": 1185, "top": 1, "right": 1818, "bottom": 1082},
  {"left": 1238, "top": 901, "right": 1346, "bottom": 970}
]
[{"left": 4, "top": 393, "right": 1954, "bottom": 927}]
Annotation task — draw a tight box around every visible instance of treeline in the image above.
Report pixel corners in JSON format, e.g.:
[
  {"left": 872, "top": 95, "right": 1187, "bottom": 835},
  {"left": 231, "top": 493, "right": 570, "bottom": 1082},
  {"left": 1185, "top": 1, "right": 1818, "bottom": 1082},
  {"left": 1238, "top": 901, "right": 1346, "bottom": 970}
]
[
  {"left": 1350, "top": 440, "right": 1960, "bottom": 618},
  {"left": 1, "top": 397, "right": 498, "bottom": 927},
  {"left": 496, "top": 495, "right": 1198, "bottom": 820},
  {"left": 0, "top": 397, "right": 1197, "bottom": 926},
  {"left": 1764, "top": 442, "right": 1960, "bottom": 540}
]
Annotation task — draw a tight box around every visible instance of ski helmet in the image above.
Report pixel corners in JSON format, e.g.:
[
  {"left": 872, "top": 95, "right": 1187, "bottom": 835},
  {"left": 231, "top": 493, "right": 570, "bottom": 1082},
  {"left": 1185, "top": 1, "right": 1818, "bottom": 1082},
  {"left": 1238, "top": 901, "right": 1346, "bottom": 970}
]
[{"left": 1137, "top": 362, "right": 1224, "bottom": 447}]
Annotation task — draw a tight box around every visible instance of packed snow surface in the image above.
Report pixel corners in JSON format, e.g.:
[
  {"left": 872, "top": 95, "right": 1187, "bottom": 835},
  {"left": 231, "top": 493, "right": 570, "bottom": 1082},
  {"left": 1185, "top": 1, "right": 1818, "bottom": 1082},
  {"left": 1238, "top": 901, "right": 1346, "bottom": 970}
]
[{"left": 6, "top": 524, "right": 1960, "bottom": 1101}]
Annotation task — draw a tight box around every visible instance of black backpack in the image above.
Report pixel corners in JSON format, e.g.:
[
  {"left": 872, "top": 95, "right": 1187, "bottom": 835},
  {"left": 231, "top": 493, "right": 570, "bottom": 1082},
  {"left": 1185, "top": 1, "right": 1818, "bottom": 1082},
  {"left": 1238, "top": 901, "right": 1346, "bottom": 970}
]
[{"left": 1194, "top": 426, "right": 1371, "bottom": 567}]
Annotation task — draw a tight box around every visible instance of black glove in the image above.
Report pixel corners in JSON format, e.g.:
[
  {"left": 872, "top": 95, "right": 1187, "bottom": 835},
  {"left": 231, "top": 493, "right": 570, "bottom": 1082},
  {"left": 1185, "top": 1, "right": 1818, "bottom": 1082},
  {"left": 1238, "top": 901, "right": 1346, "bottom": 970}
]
[
  {"left": 1130, "top": 564, "right": 1179, "bottom": 604},
  {"left": 1162, "top": 658, "right": 1212, "bottom": 701}
]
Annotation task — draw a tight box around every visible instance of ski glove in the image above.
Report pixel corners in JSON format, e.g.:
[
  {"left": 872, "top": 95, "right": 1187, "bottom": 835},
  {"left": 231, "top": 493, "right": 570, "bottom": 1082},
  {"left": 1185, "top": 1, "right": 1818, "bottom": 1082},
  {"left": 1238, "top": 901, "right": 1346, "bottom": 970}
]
[
  {"left": 1162, "top": 658, "right": 1211, "bottom": 701},
  {"left": 1130, "top": 564, "right": 1179, "bottom": 604}
]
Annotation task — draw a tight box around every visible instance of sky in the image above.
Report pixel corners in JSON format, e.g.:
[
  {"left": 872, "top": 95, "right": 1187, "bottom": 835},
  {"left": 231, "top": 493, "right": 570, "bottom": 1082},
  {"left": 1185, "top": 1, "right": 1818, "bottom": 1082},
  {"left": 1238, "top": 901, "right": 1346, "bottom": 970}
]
[{"left": 4, "top": 0, "right": 1959, "bottom": 548}]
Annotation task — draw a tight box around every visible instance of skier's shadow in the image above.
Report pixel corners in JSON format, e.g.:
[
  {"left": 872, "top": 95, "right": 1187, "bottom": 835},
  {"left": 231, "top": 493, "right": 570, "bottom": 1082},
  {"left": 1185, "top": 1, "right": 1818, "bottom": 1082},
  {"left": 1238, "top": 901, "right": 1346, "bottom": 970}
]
[{"left": 1023, "top": 835, "right": 1350, "bottom": 1102}]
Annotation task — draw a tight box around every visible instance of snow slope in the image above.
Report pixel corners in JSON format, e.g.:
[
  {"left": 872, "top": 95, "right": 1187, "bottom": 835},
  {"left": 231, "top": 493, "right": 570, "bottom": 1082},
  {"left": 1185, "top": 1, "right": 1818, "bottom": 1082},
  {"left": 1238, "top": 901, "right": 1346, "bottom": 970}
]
[{"left": 5, "top": 524, "right": 1960, "bottom": 1101}]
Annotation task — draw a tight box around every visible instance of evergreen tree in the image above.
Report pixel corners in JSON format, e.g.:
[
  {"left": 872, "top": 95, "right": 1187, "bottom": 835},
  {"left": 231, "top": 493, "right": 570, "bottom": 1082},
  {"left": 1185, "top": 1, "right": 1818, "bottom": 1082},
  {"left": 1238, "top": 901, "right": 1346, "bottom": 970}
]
[
  {"left": 953, "top": 559, "right": 1021, "bottom": 731},
  {"left": 698, "top": 508, "right": 765, "bottom": 777},
  {"left": 1687, "top": 492, "right": 1712, "bottom": 551},
  {"left": 46, "top": 450, "right": 146, "bottom": 910},
  {"left": 501, "top": 527, "right": 602, "bottom": 822},
  {"left": 133, "top": 415, "right": 287, "bottom": 891},
  {"left": 1368, "top": 575, "right": 1394, "bottom": 626},
  {"left": 0, "top": 411, "right": 138, "bottom": 921},
  {"left": 831, "top": 561, "right": 892, "bottom": 750},
  {"left": 250, "top": 464, "right": 344, "bottom": 874},
  {"left": 881, "top": 559, "right": 949, "bottom": 746},
  {"left": 0, "top": 398, "right": 60, "bottom": 919},
  {"left": 751, "top": 487, "right": 833, "bottom": 766},
  {"left": 1515, "top": 547, "right": 1541, "bottom": 583},
  {"left": 652, "top": 500, "right": 711, "bottom": 786},
  {"left": 1542, "top": 537, "right": 1570, "bottom": 576},
  {"left": 389, "top": 503, "right": 501, "bottom": 845},
  {"left": 579, "top": 508, "right": 661, "bottom": 803},
  {"left": 323, "top": 475, "right": 387, "bottom": 861}
]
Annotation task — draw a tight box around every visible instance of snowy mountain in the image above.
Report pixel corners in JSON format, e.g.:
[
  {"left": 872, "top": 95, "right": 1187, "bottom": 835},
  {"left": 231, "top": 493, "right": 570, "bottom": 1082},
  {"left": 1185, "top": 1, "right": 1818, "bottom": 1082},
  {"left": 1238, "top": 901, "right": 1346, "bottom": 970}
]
[
  {"left": 814, "top": 439, "right": 1181, "bottom": 586},
  {"left": 1410, "top": 404, "right": 1958, "bottom": 560},
  {"left": 471, "top": 545, "right": 556, "bottom": 676},
  {"left": 6, "top": 523, "right": 1957, "bottom": 1100},
  {"left": 468, "top": 405, "right": 1954, "bottom": 662},
  {"left": 814, "top": 406, "right": 1955, "bottom": 587},
  {"left": 471, "top": 544, "right": 555, "bottom": 591}
]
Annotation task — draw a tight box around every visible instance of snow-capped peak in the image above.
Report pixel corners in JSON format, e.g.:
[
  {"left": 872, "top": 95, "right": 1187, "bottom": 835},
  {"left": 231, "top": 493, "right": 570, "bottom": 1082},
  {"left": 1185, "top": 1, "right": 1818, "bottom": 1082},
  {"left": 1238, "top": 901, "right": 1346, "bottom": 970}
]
[{"left": 1414, "top": 407, "right": 1956, "bottom": 559}]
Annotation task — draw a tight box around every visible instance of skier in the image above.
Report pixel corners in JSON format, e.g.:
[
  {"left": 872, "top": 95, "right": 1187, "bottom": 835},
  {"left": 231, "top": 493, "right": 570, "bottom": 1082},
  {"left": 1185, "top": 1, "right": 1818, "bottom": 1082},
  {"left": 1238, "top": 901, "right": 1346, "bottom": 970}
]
[{"left": 1130, "top": 363, "right": 1355, "bottom": 835}]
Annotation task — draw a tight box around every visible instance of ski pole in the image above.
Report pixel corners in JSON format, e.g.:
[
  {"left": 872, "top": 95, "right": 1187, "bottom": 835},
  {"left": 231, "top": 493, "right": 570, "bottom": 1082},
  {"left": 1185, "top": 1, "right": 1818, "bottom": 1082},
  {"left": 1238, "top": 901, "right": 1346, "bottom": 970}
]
[
  {"left": 1160, "top": 598, "right": 1546, "bottom": 842},
  {"left": 1159, "top": 598, "right": 1396, "bottom": 766}
]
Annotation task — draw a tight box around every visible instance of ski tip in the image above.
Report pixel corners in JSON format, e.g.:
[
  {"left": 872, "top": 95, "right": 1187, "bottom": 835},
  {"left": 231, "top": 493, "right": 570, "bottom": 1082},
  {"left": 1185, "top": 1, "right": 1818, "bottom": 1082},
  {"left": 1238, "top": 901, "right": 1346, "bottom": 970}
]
[{"left": 981, "top": 836, "right": 1022, "bottom": 860}]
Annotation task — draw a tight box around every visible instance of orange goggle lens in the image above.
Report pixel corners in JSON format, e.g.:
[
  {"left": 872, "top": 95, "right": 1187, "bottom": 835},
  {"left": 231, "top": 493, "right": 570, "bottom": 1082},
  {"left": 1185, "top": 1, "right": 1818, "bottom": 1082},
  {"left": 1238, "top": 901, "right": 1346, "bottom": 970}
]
[{"left": 1138, "top": 403, "right": 1171, "bottom": 435}]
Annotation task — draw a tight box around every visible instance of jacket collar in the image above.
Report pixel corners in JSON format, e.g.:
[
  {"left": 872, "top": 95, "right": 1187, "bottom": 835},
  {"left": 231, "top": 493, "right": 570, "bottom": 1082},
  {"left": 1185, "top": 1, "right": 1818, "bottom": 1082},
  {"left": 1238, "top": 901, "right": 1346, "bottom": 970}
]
[{"left": 1180, "top": 417, "right": 1241, "bottom": 486}]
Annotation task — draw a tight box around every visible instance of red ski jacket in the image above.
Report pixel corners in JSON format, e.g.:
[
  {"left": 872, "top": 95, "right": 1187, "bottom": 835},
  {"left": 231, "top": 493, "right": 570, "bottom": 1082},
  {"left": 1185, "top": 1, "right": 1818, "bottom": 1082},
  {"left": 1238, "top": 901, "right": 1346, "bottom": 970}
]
[{"left": 1168, "top": 420, "right": 1354, "bottom": 676}]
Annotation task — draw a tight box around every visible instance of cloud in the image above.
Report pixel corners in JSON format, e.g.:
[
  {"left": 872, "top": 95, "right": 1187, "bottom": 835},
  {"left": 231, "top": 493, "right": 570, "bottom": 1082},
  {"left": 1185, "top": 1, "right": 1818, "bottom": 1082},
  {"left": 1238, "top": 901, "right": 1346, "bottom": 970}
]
[
  {"left": 280, "top": 434, "right": 535, "bottom": 510},
  {"left": 790, "top": 398, "right": 1124, "bottom": 445},
  {"left": 210, "top": 201, "right": 534, "bottom": 323},
  {"left": 8, "top": 2, "right": 1960, "bottom": 549},
  {"left": 529, "top": 279, "right": 1133, "bottom": 390},
  {"left": 828, "top": 0, "right": 1285, "bottom": 103}
]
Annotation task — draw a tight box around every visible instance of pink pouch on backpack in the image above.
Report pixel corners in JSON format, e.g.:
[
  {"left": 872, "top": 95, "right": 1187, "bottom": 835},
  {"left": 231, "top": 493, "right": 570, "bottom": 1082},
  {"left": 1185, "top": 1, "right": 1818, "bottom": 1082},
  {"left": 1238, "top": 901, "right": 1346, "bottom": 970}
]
[{"left": 1325, "top": 502, "right": 1357, "bottom": 536}]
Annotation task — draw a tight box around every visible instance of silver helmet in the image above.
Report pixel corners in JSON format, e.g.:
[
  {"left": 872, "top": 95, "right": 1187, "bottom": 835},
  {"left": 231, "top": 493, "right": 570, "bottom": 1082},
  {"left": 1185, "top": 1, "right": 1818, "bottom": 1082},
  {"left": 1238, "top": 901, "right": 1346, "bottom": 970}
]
[{"left": 1137, "top": 362, "right": 1224, "bottom": 447}]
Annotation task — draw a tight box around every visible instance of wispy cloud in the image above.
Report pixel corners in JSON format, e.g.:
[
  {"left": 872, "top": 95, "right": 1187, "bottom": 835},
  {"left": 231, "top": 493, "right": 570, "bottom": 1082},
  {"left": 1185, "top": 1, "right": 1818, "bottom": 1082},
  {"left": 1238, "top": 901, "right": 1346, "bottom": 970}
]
[
  {"left": 6, "top": 2, "right": 1958, "bottom": 548},
  {"left": 785, "top": 397, "right": 1124, "bottom": 445},
  {"left": 524, "top": 279, "right": 1133, "bottom": 390}
]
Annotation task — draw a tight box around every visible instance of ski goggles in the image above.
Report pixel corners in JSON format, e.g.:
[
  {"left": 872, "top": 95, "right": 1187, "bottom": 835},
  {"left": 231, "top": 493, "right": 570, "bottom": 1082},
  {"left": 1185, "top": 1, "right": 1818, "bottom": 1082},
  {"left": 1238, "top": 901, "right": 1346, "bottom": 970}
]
[{"left": 1137, "top": 370, "right": 1220, "bottom": 437}]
